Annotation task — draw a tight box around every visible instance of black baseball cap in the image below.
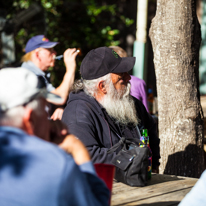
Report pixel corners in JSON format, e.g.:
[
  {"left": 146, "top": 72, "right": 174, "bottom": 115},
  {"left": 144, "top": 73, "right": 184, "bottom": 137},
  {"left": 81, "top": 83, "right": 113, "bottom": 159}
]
[{"left": 80, "top": 47, "right": 136, "bottom": 80}]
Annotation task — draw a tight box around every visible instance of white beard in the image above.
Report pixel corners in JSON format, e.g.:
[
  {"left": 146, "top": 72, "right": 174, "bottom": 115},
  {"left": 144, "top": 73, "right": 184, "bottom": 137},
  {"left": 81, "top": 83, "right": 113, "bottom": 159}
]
[{"left": 99, "top": 81, "right": 139, "bottom": 126}]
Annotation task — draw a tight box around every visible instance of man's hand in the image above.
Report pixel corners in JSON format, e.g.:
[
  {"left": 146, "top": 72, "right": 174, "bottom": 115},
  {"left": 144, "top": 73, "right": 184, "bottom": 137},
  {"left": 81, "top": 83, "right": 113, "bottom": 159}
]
[
  {"left": 49, "top": 119, "right": 68, "bottom": 144},
  {"left": 51, "top": 48, "right": 78, "bottom": 105},
  {"left": 51, "top": 108, "right": 64, "bottom": 120},
  {"left": 48, "top": 120, "right": 90, "bottom": 165},
  {"left": 59, "top": 134, "right": 91, "bottom": 165},
  {"left": 63, "top": 48, "right": 79, "bottom": 72}
]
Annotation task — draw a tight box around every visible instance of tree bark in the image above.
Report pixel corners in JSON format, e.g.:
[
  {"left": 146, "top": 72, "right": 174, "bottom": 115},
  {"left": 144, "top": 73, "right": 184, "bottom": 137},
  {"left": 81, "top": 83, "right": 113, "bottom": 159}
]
[{"left": 149, "top": 0, "right": 205, "bottom": 177}]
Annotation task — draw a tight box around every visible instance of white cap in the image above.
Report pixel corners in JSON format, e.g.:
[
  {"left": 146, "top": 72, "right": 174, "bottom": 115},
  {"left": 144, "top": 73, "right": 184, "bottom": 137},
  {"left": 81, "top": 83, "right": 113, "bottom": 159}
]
[{"left": 0, "top": 67, "right": 64, "bottom": 112}]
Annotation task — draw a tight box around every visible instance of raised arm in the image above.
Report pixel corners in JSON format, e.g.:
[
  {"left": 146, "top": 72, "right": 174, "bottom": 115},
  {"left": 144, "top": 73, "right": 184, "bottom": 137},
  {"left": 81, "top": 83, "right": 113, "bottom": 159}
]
[{"left": 52, "top": 48, "right": 78, "bottom": 104}]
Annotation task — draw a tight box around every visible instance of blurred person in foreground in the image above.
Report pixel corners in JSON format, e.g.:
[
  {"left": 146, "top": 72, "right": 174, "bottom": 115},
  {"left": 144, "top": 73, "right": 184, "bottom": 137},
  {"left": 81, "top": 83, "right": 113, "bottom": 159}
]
[
  {"left": 109, "top": 45, "right": 149, "bottom": 112},
  {"left": 0, "top": 67, "right": 110, "bottom": 206},
  {"left": 21, "top": 34, "right": 78, "bottom": 120},
  {"left": 62, "top": 47, "right": 160, "bottom": 172},
  {"left": 178, "top": 170, "right": 206, "bottom": 206}
]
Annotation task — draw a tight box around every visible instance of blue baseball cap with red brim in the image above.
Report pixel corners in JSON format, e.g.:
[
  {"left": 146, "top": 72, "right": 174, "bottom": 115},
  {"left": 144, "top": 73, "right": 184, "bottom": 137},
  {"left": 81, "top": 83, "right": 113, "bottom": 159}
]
[{"left": 25, "top": 35, "right": 59, "bottom": 53}]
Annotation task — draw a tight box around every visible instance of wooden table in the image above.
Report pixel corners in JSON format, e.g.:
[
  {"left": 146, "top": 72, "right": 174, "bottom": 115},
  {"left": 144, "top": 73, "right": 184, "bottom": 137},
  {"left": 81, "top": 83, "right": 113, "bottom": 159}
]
[{"left": 111, "top": 173, "right": 198, "bottom": 206}]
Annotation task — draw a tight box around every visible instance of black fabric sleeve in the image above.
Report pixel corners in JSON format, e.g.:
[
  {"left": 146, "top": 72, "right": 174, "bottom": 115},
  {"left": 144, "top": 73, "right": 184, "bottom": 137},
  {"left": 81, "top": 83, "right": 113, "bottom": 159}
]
[{"left": 66, "top": 122, "right": 118, "bottom": 164}]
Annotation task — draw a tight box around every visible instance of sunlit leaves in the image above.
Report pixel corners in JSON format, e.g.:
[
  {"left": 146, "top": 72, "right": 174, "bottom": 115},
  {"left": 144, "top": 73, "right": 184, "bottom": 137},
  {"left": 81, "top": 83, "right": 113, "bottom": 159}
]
[
  {"left": 43, "top": 2, "right": 52, "bottom": 9},
  {"left": 87, "top": 4, "right": 116, "bottom": 17},
  {"left": 120, "top": 16, "right": 134, "bottom": 27},
  {"left": 7, "top": 0, "right": 134, "bottom": 84},
  {"left": 108, "top": 29, "right": 119, "bottom": 35},
  {"left": 13, "top": 0, "right": 30, "bottom": 9}
]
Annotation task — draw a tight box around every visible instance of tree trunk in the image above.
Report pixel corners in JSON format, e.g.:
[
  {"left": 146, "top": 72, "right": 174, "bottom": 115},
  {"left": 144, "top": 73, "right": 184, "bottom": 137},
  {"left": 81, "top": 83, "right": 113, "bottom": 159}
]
[{"left": 149, "top": 0, "right": 205, "bottom": 177}]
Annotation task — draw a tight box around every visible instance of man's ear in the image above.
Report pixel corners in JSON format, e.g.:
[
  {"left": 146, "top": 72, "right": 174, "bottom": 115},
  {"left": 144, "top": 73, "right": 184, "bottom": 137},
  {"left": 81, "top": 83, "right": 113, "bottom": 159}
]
[
  {"left": 22, "top": 108, "right": 34, "bottom": 136},
  {"left": 34, "top": 49, "right": 41, "bottom": 61},
  {"left": 98, "top": 80, "right": 107, "bottom": 94}
]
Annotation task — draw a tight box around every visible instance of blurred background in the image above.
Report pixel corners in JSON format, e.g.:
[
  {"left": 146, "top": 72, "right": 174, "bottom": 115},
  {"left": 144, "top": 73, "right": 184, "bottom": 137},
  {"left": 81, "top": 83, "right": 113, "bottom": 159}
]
[
  {"left": 0, "top": 0, "right": 157, "bottom": 94},
  {"left": 1, "top": 0, "right": 206, "bottom": 105}
]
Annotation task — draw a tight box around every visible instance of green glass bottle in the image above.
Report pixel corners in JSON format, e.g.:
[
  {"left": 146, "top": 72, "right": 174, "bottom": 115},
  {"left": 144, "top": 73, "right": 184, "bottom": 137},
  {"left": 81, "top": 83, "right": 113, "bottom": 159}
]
[
  {"left": 141, "top": 129, "right": 152, "bottom": 180},
  {"left": 142, "top": 129, "right": 148, "bottom": 144},
  {"left": 141, "top": 129, "right": 148, "bottom": 137}
]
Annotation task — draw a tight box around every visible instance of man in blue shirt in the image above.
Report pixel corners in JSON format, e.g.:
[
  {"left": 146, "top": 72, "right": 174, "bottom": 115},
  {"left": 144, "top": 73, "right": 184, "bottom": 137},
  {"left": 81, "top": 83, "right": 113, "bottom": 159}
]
[
  {"left": 0, "top": 67, "right": 110, "bottom": 206},
  {"left": 178, "top": 170, "right": 206, "bottom": 206},
  {"left": 21, "top": 35, "right": 79, "bottom": 120},
  {"left": 21, "top": 35, "right": 78, "bottom": 103}
]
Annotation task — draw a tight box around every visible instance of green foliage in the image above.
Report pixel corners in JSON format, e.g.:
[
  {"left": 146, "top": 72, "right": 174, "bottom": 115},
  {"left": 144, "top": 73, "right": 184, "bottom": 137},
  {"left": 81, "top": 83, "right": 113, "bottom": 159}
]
[{"left": 4, "top": 0, "right": 134, "bottom": 86}]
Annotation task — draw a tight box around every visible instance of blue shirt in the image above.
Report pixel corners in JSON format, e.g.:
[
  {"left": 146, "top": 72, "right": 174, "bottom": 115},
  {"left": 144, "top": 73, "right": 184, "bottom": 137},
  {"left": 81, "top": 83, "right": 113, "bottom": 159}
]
[
  {"left": 21, "top": 61, "right": 55, "bottom": 92},
  {"left": 0, "top": 126, "right": 110, "bottom": 206},
  {"left": 178, "top": 170, "right": 206, "bottom": 206}
]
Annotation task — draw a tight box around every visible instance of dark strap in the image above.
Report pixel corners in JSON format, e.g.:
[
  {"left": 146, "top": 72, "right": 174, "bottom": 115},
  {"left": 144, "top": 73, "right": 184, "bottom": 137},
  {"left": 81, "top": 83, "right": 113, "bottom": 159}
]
[
  {"left": 101, "top": 109, "right": 122, "bottom": 140},
  {"left": 37, "top": 76, "right": 47, "bottom": 88},
  {"left": 107, "top": 137, "right": 126, "bottom": 154},
  {"left": 107, "top": 137, "right": 146, "bottom": 154},
  {"left": 126, "top": 137, "right": 144, "bottom": 146}
]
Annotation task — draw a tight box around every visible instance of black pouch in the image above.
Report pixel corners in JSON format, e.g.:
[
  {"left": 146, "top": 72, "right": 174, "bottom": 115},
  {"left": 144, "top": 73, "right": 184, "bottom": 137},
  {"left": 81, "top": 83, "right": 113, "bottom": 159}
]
[{"left": 107, "top": 137, "right": 149, "bottom": 187}]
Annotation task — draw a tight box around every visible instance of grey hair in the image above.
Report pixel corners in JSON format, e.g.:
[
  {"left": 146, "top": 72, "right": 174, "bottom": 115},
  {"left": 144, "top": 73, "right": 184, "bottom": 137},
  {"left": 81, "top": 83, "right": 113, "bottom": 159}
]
[
  {"left": 0, "top": 98, "right": 44, "bottom": 128},
  {"left": 72, "top": 73, "right": 111, "bottom": 97}
]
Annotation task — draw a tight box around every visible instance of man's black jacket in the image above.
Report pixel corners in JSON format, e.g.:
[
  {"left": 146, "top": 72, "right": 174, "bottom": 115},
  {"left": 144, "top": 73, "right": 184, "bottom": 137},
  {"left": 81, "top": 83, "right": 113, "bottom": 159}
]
[{"left": 62, "top": 90, "right": 160, "bottom": 169}]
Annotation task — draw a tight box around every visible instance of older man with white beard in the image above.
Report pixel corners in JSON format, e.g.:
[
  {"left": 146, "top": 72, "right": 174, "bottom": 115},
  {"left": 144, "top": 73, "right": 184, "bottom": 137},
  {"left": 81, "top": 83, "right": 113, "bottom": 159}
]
[{"left": 62, "top": 47, "right": 160, "bottom": 172}]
